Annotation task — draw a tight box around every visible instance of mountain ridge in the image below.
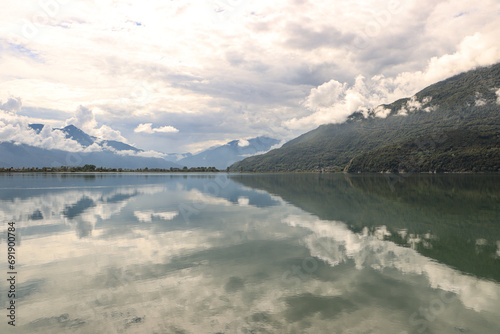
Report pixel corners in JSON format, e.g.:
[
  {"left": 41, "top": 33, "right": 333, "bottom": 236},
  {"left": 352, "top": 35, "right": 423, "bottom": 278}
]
[
  {"left": 2, "top": 124, "right": 180, "bottom": 169},
  {"left": 3, "top": 124, "right": 281, "bottom": 169},
  {"left": 178, "top": 136, "right": 280, "bottom": 169},
  {"left": 230, "top": 63, "right": 500, "bottom": 172}
]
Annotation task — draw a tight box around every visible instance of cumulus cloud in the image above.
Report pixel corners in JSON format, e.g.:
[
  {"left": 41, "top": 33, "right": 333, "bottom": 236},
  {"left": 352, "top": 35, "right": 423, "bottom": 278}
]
[
  {"left": 0, "top": 102, "right": 141, "bottom": 154},
  {"left": 0, "top": 97, "right": 22, "bottom": 113},
  {"left": 65, "top": 105, "right": 97, "bottom": 131},
  {"left": 65, "top": 106, "right": 127, "bottom": 142},
  {"left": 285, "top": 75, "right": 391, "bottom": 129},
  {"left": 0, "top": 99, "right": 84, "bottom": 151},
  {"left": 134, "top": 123, "right": 179, "bottom": 134},
  {"left": 288, "top": 31, "right": 498, "bottom": 129}
]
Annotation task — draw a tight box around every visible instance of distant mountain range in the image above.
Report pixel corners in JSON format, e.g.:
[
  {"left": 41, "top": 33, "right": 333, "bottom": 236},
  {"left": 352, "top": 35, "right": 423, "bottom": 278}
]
[
  {"left": 31, "top": 124, "right": 145, "bottom": 153},
  {"left": 177, "top": 137, "right": 280, "bottom": 169},
  {"left": 1, "top": 124, "right": 181, "bottom": 169},
  {"left": 0, "top": 123, "right": 280, "bottom": 169},
  {"left": 230, "top": 63, "right": 500, "bottom": 173},
  {"left": 0, "top": 141, "right": 180, "bottom": 169}
]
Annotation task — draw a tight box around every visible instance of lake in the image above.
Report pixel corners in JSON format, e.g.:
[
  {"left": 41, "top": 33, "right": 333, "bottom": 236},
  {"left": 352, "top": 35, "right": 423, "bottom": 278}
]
[{"left": 0, "top": 173, "right": 499, "bottom": 333}]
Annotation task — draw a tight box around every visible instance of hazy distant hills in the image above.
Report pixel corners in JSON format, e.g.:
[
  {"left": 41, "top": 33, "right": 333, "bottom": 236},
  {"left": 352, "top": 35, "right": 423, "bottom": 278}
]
[
  {"left": 0, "top": 141, "right": 180, "bottom": 169},
  {"left": 177, "top": 137, "right": 280, "bottom": 170},
  {"left": 231, "top": 63, "right": 500, "bottom": 173},
  {"left": 1, "top": 124, "right": 280, "bottom": 170},
  {"left": 1, "top": 124, "right": 180, "bottom": 169}
]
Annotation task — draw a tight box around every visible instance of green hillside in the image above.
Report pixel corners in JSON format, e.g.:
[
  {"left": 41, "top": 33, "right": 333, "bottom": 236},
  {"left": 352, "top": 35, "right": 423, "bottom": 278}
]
[{"left": 230, "top": 63, "right": 500, "bottom": 172}]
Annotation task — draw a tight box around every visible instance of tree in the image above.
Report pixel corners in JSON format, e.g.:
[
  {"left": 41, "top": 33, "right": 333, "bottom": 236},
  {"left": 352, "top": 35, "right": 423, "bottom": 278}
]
[{"left": 83, "top": 164, "right": 96, "bottom": 172}]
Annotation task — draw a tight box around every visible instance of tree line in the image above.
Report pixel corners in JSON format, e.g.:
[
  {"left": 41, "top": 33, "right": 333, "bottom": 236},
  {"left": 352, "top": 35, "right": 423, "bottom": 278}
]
[{"left": 0, "top": 165, "right": 221, "bottom": 173}]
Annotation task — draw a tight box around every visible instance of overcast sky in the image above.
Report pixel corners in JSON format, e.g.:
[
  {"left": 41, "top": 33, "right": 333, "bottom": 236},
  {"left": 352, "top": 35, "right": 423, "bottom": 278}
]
[{"left": 1, "top": 0, "right": 499, "bottom": 154}]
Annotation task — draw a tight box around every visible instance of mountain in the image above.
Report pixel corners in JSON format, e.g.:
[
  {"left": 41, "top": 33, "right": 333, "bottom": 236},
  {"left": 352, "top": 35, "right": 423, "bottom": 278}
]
[
  {"left": 5, "top": 124, "right": 279, "bottom": 170},
  {"left": 29, "top": 124, "right": 144, "bottom": 153},
  {"left": 230, "top": 63, "right": 500, "bottom": 173},
  {"left": 28, "top": 123, "right": 44, "bottom": 134},
  {"left": 99, "top": 140, "right": 143, "bottom": 152},
  {"left": 57, "top": 124, "right": 95, "bottom": 147},
  {"left": 178, "top": 136, "right": 280, "bottom": 169},
  {"left": 2, "top": 124, "right": 180, "bottom": 169},
  {"left": 0, "top": 142, "right": 181, "bottom": 169}
]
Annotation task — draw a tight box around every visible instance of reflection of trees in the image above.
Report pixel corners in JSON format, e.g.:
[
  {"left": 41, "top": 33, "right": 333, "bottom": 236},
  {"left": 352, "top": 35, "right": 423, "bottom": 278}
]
[{"left": 232, "top": 173, "right": 500, "bottom": 282}]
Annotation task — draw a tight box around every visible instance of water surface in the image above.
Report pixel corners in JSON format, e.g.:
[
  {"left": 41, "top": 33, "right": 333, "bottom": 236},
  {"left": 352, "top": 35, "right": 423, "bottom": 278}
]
[{"left": 0, "top": 173, "right": 499, "bottom": 333}]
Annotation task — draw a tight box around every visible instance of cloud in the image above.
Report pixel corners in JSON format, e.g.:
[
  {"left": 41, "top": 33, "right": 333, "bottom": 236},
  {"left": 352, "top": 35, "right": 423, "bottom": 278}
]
[
  {"left": 373, "top": 105, "right": 391, "bottom": 118},
  {"left": 65, "top": 105, "right": 97, "bottom": 131},
  {"left": 287, "top": 30, "right": 500, "bottom": 130},
  {"left": 285, "top": 76, "right": 375, "bottom": 129},
  {"left": 396, "top": 96, "right": 434, "bottom": 116},
  {"left": 115, "top": 149, "right": 166, "bottom": 159},
  {"left": 496, "top": 88, "right": 500, "bottom": 105},
  {"left": 134, "top": 123, "right": 179, "bottom": 134},
  {"left": 0, "top": 102, "right": 139, "bottom": 154},
  {"left": 474, "top": 92, "right": 487, "bottom": 106},
  {"left": 0, "top": 99, "right": 84, "bottom": 151},
  {"left": 0, "top": 97, "right": 22, "bottom": 113},
  {"left": 237, "top": 139, "right": 250, "bottom": 147},
  {"left": 65, "top": 106, "right": 127, "bottom": 142},
  {"left": 134, "top": 210, "right": 179, "bottom": 223}
]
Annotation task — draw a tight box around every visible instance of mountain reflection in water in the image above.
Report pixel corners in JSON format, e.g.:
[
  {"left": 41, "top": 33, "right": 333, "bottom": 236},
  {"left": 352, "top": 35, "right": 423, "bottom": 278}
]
[{"left": 0, "top": 173, "right": 498, "bottom": 334}]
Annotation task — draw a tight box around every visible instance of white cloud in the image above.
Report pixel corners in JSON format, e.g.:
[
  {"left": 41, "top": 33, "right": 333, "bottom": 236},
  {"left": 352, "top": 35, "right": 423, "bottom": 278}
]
[
  {"left": 237, "top": 139, "right": 249, "bottom": 147},
  {"left": 0, "top": 100, "right": 85, "bottom": 151},
  {"left": 134, "top": 123, "right": 179, "bottom": 134},
  {"left": 285, "top": 76, "right": 367, "bottom": 129},
  {"left": 0, "top": 97, "right": 22, "bottom": 113},
  {"left": 83, "top": 142, "right": 103, "bottom": 153},
  {"left": 475, "top": 98, "right": 487, "bottom": 107},
  {"left": 134, "top": 210, "right": 179, "bottom": 223},
  {"left": 65, "top": 105, "right": 97, "bottom": 131},
  {"left": 237, "top": 196, "right": 249, "bottom": 206},
  {"left": 65, "top": 105, "right": 128, "bottom": 142},
  {"left": 154, "top": 211, "right": 179, "bottom": 220},
  {"left": 373, "top": 105, "right": 391, "bottom": 118},
  {"left": 0, "top": 102, "right": 139, "bottom": 153},
  {"left": 396, "top": 95, "right": 435, "bottom": 116}
]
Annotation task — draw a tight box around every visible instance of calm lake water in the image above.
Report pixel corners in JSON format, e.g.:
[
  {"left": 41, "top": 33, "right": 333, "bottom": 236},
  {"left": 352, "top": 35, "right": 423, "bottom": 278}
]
[{"left": 0, "top": 173, "right": 499, "bottom": 333}]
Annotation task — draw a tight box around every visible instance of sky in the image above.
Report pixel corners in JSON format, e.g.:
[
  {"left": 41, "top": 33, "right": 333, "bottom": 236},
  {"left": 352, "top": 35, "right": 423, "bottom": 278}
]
[{"left": 0, "top": 0, "right": 499, "bottom": 155}]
